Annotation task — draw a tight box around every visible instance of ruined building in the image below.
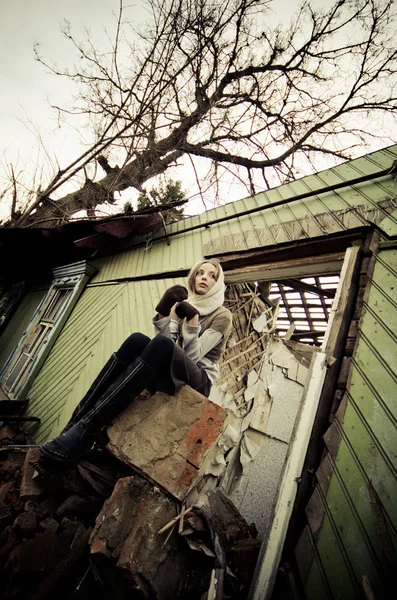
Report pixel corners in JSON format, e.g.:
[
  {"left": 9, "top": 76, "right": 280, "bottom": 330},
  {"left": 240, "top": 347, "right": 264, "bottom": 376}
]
[{"left": 0, "top": 144, "right": 396, "bottom": 599}]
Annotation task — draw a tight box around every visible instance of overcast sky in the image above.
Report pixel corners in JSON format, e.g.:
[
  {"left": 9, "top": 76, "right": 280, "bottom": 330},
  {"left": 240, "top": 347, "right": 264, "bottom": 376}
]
[
  {"left": 0, "top": 0, "right": 147, "bottom": 172},
  {"left": 0, "top": 0, "right": 395, "bottom": 220}
]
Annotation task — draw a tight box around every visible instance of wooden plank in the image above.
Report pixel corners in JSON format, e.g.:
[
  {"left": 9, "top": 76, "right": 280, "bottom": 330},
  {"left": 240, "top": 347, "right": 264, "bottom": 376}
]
[
  {"left": 284, "top": 244, "right": 363, "bottom": 558},
  {"left": 214, "top": 231, "right": 364, "bottom": 268},
  {"left": 321, "top": 246, "right": 361, "bottom": 359},
  {"left": 249, "top": 351, "right": 328, "bottom": 600},
  {"left": 224, "top": 253, "right": 345, "bottom": 284},
  {"left": 336, "top": 357, "right": 352, "bottom": 389}
]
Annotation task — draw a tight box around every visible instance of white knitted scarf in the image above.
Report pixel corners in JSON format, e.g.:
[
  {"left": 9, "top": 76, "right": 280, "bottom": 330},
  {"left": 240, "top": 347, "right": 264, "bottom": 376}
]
[{"left": 187, "top": 263, "right": 226, "bottom": 316}]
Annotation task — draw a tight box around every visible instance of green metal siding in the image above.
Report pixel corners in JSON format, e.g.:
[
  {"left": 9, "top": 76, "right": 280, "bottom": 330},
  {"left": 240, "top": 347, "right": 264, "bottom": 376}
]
[
  {"left": 27, "top": 276, "right": 186, "bottom": 443},
  {"left": 305, "top": 248, "right": 397, "bottom": 599},
  {"left": 91, "top": 145, "right": 397, "bottom": 283},
  {"left": 0, "top": 286, "right": 49, "bottom": 372}
]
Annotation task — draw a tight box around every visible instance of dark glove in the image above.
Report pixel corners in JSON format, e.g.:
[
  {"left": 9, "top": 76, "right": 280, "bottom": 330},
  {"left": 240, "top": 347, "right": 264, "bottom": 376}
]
[
  {"left": 155, "top": 285, "right": 188, "bottom": 316},
  {"left": 175, "top": 301, "right": 200, "bottom": 321}
]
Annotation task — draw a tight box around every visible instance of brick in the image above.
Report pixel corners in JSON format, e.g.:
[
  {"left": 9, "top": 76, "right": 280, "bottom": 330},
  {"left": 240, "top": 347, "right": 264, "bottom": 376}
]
[
  {"left": 20, "top": 449, "right": 45, "bottom": 502},
  {"left": 107, "top": 385, "right": 228, "bottom": 500}
]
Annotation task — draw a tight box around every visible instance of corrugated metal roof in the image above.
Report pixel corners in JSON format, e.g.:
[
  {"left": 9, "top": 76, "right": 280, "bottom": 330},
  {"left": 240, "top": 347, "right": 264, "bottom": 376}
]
[
  {"left": 305, "top": 247, "right": 397, "bottom": 599},
  {"left": 91, "top": 145, "right": 397, "bottom": 283},
  {"left": 26, "top": 276, "right": 186, "bottom": 443}
]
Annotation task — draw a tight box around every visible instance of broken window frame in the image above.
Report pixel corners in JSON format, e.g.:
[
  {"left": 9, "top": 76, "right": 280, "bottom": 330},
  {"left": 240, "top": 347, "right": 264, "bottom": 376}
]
[
  {"left": 222, "top": 246, "right": 363, "bottom": 599},
  {"left": 0, "top": 261, "right": 97, "bottom": 400}
]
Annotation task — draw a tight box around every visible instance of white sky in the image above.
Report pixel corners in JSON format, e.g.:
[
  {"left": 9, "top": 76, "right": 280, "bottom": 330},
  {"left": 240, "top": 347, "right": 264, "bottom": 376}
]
[
  {"left": 0, "top": 0, "right": 395, "bottom": 221},
  {"left": 0, "top": 1, "right": 144, "bottom": 174}
]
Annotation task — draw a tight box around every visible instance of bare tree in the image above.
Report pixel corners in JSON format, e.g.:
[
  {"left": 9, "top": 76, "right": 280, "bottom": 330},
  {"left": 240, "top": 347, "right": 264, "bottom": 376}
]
[{"left": 2, "top": 0, "right": 396, "bottom": 227}]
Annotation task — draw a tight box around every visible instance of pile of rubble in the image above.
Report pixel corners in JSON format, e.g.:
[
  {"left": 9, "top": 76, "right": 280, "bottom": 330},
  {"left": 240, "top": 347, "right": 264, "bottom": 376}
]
[{"left": 0, "top": 387, "right": 261, "bottom": 600}]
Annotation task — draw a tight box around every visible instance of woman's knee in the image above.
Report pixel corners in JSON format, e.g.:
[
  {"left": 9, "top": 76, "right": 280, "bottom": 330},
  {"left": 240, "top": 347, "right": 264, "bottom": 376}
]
[
  {"left": 141, "top": 335, "right": 174, "bottom": 367},
  {"left": 116, "top": 332, "right": 150, "bottom": 363}
]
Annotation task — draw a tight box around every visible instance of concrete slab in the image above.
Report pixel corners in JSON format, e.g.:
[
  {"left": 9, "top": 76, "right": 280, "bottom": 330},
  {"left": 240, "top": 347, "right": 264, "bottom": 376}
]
[{"left": 106, "top": 385, "right": 228, "bottom": 501}]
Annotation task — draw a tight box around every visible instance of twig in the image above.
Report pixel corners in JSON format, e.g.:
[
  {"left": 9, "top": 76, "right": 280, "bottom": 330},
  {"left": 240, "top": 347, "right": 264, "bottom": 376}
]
[
  {"left": 221, "top": 330, "right": 272, "bottom": 367},
  {"left": 158, "top": 505, "right": 194, "bottom": 535},
  {"left": 162, "top": 523, "right": 176, "bottom": 547},
  {"left": 178, "top": 503, "right": 186, "bottom": 534}
]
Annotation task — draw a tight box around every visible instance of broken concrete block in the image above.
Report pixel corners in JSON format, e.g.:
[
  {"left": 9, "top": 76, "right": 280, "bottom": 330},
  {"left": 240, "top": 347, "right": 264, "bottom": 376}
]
[
  {"left": 13, "top": 510, "right": 37, "bottom": 538},
  {"left": 244, "top": 369, "right": 261, "bottom": 403},
  {"left": 0, "top": 525, "right": 18, "bottom": 562},
  {"left": 107, "top": 386, "right": 228, "bottom": 500},
  {"left": 20, "top": 448, "right": 45, "bottom": 502},
  {"left": 90, "top": 475, "right": 198, "bottom": 599},
  {"left": 5, "top": 532, "right": 71, "bottom": 575},
  {"left": 90, "top": 475, "right": 176, "bottom": 559},
  {"left": 0, "top": 481, "right": 13, "bottom": 505},
  {"left": 39, "top": 518, "right": 59, "bottom": 534},
  {"left": 0, "top": 507, "right": 13, "bottom": 534},
  {"left": 24, "top": 500, "right": 49, "bottom": 522}
]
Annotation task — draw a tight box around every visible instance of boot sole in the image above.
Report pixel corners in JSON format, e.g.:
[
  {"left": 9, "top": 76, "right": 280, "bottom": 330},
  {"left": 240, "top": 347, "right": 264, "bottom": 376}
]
[{"left": 39, "top": 444, "right": 92, "bottom": 464}]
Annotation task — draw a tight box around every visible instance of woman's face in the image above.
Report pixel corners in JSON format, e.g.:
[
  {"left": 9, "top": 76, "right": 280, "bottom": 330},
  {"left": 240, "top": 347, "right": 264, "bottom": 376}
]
[{"left": 194, "top": 262, "right": 217, "bottom": 295}]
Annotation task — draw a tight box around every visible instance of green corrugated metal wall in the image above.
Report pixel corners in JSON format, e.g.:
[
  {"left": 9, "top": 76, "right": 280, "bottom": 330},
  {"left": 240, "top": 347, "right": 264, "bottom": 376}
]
[
  {"left": 27, "top": 277, "right": 185, "bottom": 444},
  {"left": 90, "top": 146, "right": 397, "bottom": 283},
  {"left": 0, "top": 286, "right": 49, "bottom": 372},
  {"left": 305, "top": 247, "right": 397, "bottom": 599}
]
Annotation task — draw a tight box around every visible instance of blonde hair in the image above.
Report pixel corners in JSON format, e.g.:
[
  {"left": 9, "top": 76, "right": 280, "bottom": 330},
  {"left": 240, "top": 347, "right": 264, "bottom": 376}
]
[{"left": 187, "top": 259, "right": 222, "bottom": 293}]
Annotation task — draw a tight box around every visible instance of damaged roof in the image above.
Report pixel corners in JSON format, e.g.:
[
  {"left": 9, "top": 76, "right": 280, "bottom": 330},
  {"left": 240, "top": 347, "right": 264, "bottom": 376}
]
[{"left": 0, "top": 200, "right": 186, "bottom": 280}]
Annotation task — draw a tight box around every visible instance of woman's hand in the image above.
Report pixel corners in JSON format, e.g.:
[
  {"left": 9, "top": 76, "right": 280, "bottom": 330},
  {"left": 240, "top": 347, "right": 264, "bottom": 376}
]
[
  {"left": 175, "top": 301, "right": 199, "bottom": 321},
  {"left": 155, "top": 285, "right": 188, "bottom": 316}
]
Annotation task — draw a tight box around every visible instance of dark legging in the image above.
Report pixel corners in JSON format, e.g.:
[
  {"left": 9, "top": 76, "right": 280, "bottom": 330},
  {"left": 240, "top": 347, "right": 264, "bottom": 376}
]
[
  {"left": 116, "top": 333, "right": 174, "bottom": 377},
  {"left": 116, "top": 332, "right": 210, "bottom": 396}
]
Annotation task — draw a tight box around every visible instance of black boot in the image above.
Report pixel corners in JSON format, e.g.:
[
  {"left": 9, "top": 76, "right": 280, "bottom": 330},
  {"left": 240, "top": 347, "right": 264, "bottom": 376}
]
[
  {"left": 59, "top": 352, "right": 127, "bottom": 434},
  {"left": 40, "top": 357, "right": 157, "bottom": 463}
]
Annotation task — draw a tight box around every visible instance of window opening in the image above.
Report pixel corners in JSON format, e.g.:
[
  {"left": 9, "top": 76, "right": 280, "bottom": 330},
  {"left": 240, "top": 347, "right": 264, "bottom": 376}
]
[{"left": 269, "top": 275, "right": 340, "bottom": 346}]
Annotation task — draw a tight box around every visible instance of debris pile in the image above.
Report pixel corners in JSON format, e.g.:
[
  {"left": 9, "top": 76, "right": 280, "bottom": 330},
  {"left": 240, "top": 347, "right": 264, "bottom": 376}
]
[
  {"left": 0, "top": 388, "right": 260, "bottom": 600},
  {"left": 218, "top": 282, "right": 279, "bottom": 416}
]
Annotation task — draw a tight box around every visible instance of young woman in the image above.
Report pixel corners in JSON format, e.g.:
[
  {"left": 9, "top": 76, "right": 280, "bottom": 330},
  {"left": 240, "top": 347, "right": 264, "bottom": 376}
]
[{"left": 40, "top": 259, "right": 233, "bottom": 463}]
